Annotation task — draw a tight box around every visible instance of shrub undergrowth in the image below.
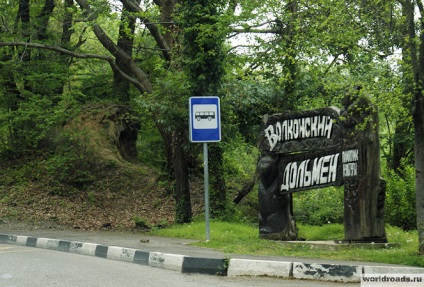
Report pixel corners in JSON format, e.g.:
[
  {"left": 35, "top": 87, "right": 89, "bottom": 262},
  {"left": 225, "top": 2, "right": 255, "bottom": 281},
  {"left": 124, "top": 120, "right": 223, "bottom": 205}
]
[{"left": 383, "top": 165, "right": 416, "bottom": 230}]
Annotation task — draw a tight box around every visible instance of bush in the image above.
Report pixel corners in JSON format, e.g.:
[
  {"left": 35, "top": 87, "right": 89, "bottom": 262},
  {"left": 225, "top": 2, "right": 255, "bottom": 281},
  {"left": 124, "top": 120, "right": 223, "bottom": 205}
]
[
  {"left": 222, "top": 136, "right": 259, "bottom": 223},
  {"left": 0, "top": 92, "right": 80, "bottom": 157},
  {"left": 383, "top": 166, "right": 416, "bottom": 230},
  {"left": 44, "top": 150, "right": 96, "bottom": 195},
  {"left": 293, "top": 187, "right": 344, "bottom": 225}
]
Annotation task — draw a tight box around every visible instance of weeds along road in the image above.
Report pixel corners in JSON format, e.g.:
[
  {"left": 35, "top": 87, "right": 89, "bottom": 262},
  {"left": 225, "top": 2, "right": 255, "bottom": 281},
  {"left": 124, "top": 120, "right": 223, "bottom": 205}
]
[{"left": 0, "top": 244, "right": 357, "bottom": 287}]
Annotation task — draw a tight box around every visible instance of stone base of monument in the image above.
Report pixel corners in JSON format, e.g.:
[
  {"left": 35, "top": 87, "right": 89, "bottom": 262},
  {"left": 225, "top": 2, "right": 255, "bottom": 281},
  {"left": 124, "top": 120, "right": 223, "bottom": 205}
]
[
  {"left": 259, "top": 233, "right": 298, "bottom": 241},
  {"left": 278, "top": 240, "right": 400, "bottom": 251}
]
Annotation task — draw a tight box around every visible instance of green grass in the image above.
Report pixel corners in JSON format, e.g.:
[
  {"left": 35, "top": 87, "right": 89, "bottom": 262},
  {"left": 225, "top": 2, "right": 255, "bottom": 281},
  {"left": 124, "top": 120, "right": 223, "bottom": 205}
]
[{"left": 151, "top": 221, "right": 424, "bottom": 267}]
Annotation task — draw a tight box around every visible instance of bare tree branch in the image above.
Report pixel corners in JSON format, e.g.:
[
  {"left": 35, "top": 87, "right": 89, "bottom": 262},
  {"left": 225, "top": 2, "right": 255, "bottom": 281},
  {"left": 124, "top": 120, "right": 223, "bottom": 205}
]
[
  {"left": 324, "top": 53, "right": 341, "bottom": 75},
  {"left": 230, "top": 20, "right": 280, "bottom": 34},
  {"left": 231, "top": 28, "right": 280, "bottom": 34},
  {"left": 227, "top": 44, "right": 259, "bottom": 53},
  {"left": 75, "top": 0, "right": 153, "bottom": 93},
  {"left": 0, "top": 41, "right": 107, "bottom": 60},
  {"left": 120, "top": 0, "right": 171, "bottom": 62}
]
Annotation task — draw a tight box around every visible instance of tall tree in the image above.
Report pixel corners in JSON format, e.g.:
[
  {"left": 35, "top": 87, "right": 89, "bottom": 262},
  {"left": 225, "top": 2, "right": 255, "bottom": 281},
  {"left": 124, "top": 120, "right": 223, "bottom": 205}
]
[
  {"left": 178, "top": 0, "right": 228, "bottom": 217},
  {"left": 74, "top": 0, "right": 196, "bottom": 223},
  {"left": 399, "top": 0, "right": 424, "bottom": 254}
]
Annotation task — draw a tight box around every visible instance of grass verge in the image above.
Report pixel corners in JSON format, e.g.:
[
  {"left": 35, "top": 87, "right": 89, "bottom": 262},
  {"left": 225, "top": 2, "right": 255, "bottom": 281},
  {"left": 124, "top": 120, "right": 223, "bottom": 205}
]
[{"left": 151, "top": 221, "right": 424, "bottom": 268}]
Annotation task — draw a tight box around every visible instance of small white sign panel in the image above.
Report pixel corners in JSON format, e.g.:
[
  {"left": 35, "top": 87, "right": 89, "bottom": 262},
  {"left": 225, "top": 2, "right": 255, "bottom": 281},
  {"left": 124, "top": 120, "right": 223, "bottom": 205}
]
[{"left": 192, "top": 104, "right": 218, "bottom": 129}]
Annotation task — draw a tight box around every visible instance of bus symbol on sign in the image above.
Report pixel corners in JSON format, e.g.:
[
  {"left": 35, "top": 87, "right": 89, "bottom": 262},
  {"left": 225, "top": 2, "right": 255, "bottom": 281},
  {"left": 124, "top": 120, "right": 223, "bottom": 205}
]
[
  {"left": 195, "top": 111, "right": 215, "bottom": 121},
  {"left": 192, "top": 104, "right": 218, "bottom": 130}
]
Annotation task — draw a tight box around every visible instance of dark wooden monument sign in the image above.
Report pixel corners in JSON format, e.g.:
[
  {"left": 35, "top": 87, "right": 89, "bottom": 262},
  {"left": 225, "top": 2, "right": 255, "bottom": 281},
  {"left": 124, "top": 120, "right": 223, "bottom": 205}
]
[{"left": 257, "top": 92, "right": 387, "bottom": 243}]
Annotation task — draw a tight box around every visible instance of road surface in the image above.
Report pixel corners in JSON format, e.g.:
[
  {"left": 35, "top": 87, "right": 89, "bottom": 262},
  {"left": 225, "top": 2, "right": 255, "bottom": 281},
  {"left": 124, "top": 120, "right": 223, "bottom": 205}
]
[{"left": 0, "top": 244, "right": 357, "bottom": 287}]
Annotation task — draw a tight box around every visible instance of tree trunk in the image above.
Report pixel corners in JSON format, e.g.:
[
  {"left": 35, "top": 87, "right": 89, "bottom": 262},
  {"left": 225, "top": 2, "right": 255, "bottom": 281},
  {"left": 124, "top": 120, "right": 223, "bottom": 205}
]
[
  {"left": 414, "top": 93, "right": 424, "bottom": 254},
  {"left": 160, "top": 0, "right": 175, "bottom": 48},
  {"left": 233, "top": 176, "right": 256, "bottom": 204},
  {"left": 61, "top": 0, "right": 74, "bottom": 46},
  {"left": 392, "top": 122, "right": 410, "bottom": 173},
  {"left": 401, "top": 0, "right": 424, "bottom": 254},
  {"left": 179, "top": 0, "right": 228, "bottom": 218},
  {"left": 75, "top": 0, "right": 153, "bottom": 94},
  {"left": 156, "top": 123, "right": 174, "bottom": 180},
  {"left": 172, "top": 131, "right": 192, "bottom": 224},
  {"left": 392, "top": 20, "right": 415, "bottom": 175},
  {"left": 114, "top": 1, "right": 139, "bottom": 103},
  {"left": 35, "top": 0, "right": 55, "bottom": 41}
]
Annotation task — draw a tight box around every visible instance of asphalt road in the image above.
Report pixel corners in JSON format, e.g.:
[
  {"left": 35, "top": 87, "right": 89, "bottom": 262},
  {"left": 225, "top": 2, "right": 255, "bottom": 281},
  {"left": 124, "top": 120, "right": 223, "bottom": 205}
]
[{"left": 0, "top": 244, "right": 358, "bottom": 287}]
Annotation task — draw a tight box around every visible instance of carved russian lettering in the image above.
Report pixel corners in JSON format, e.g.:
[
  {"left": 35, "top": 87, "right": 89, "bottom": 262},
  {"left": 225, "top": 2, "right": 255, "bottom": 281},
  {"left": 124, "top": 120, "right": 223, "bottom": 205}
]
[
  {"left": 258, "top": 91, "right": 386, "bottom": 243},
  {"left": 280, "top": 153, "right": 341, "bottom": 193}
]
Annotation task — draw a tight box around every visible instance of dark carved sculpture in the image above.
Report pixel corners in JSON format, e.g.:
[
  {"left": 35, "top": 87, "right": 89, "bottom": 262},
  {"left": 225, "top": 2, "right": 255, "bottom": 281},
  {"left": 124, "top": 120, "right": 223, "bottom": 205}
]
[
  {"left": 258, "top": 155, "right": 297, "bottom": 240},
  {"left": 341, "top": 88, "right": 387, "bottom": 242},
  {"left": 257, "top": 87, "right": 386, "bottom": 242}
]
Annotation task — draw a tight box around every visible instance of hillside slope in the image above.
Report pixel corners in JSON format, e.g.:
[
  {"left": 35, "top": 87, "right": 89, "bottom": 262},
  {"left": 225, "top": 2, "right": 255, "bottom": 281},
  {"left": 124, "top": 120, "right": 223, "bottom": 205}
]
[{"left": 0, "top": 104, "right": 204, "bottom": 230}]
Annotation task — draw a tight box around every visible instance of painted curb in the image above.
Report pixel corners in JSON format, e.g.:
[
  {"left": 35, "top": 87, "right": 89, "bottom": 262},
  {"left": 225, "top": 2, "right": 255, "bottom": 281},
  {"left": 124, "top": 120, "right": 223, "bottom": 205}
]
[
  {"left": 35, "top": 237, "right": 60, "bottom": 249},
  {"left": 0, "top": 234, "right": 227, "bottom": 275},
  {"left": 107, "top": 246, "right": 136, "bottom": 262},
  {"left": 72, "top": 242, "right": 98, "bottom": 256},
  {"left": 1, "top": 233, "right": 424, "bottom": 282},
  {"left": 149, "top": 252, "right": 185, "bottom": 272},
  {"left": 182, "top": 257, "right": 228, "bottom": 276},
  {"left": 292, "top": 262, "right": 361, "bottom": 282},
  {"left": 227, "top": 258, "right": 292, "bottom": 278}
]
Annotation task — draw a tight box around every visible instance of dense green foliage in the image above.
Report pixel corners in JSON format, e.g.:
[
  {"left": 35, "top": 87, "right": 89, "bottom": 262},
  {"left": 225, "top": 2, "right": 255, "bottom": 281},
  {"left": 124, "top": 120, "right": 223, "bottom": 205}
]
[
  {"left": 0, "top": 0, "right": 422, "bottom": 240},
  {"left": 384, "top": 165, "right": 417, "bottom": 230},
  {"left": 293, "top": 187, "right": 344, "bottom": 226}
]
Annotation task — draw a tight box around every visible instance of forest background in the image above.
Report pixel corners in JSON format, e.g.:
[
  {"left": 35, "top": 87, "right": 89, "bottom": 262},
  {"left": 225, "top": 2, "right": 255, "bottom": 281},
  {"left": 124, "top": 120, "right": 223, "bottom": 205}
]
[{"left": 1, "top": 0, "right": 424, "bottom": 254}]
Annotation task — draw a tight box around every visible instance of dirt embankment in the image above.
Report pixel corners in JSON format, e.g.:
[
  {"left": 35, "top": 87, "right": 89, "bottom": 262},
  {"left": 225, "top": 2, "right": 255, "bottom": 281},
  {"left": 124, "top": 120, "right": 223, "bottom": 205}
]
[{"left": 0, "top": 104, "right": 204, "bottom": 230}]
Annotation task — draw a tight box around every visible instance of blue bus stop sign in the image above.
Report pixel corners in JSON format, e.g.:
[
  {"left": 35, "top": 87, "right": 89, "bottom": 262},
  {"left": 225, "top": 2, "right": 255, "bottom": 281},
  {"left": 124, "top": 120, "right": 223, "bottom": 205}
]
[{"left": 189, "top": 97, "right": 221, "bottom": 143}]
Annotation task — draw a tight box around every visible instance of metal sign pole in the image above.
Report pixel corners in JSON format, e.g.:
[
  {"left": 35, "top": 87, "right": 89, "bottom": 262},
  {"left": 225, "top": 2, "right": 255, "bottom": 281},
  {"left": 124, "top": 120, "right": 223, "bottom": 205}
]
[
  {"left": 189, "top": 97, "right": 220, "bottom": 242},
  {"left": 203, "top": 142, "right": 210, "bottom": 242}
]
